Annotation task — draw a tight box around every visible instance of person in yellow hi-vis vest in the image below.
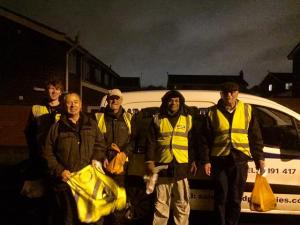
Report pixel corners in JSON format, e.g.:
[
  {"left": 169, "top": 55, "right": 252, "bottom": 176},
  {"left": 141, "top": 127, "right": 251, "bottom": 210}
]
[
  {"left": 94, "top": 89, "right": 133, "bottom": 225},
  {"left": 145, "top": 90, "right": 198, "bottom": 225},
  {"left": 199, "top": 82, "right": 265, "bottom": 225},
  {"left": 21, "top": 79, "right": 64, "bottom": 224},
  {"left": 43, "top": 93, "right": 107, "bottom": 225}
]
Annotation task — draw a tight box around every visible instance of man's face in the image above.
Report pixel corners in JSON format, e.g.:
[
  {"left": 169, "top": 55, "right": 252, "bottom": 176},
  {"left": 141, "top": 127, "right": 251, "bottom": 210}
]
[
  {"left": 167, "top": 97, "right": 180, "bottom": 113},
  {"left": 221, "top": 90, "right": 239, "bottom": 107},
  {"left": 65, "top": 94, "right": 82, "bottom": 116},
  {"left": 47, "top": 85, "right": 62, "bottom": 101},
  {"left": 107, "top": 95, "right": 122, "bottom": 112}
]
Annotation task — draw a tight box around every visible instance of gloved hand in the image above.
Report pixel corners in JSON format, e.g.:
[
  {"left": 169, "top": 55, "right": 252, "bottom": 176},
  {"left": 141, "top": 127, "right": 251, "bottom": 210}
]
[
  {"left": 145, "top": 161, "right": 155, "bottom": 175},
  {"left": 91, "top": 159, "right": 105, "bottom": 174}
]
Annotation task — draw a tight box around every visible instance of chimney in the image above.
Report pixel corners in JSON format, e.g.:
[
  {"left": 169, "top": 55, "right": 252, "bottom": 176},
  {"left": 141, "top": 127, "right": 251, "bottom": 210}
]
[{"left": 239, "top": 70, "right": 244, "bottom": 78}]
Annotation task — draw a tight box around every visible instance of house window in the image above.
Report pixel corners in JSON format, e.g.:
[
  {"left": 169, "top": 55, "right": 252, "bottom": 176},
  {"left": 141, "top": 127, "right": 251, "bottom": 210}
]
[
  {"left": 69, "top": 52, "right": 77, "bottom": 74},
  {"left": 285, "top": 82, "right": 293, "bottom": 90},
  {"left": 83, "top": 60, "right": 90, "bottom": 81},
  {"left": 111, "top": 77, "right": 115, "bottom": 86},
  {"left": 109, "top": 76, "right": 113, "bottom": 86},
  {"left": 90, "top": 66, "right": 95, "bottom": 82},
  {"left": 95, "top": 68, "right": 101, "bottom": 83},
  {"left": 104, "top": 73, "right": 109, "bottom": 86},
  {"left": 268, "top": 84, "right": 272, "bottom": 92}
]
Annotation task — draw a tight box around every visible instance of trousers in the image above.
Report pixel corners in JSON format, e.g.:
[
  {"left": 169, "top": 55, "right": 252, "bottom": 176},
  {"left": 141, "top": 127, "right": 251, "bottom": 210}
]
[
  {"left": 153, "top": 177, "right": 190, "bottom": 225},
  {"left": 212, "top": 154, "right": 248, "bottom": 225}
]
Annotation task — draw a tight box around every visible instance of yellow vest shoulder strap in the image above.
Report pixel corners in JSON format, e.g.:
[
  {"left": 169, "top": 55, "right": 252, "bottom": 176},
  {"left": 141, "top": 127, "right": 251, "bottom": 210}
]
[
  {"left": 95, "top": 112, "right": 106, "bottom": 133},
  {"left": 123, "top": 112, "right": 132, "bottom": 134},
  {"left": 32, "top": 105, "right": 49, "bottom": 118}
]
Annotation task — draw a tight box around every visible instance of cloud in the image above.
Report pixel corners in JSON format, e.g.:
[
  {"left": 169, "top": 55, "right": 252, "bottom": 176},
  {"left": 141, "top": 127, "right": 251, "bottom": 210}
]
[{"left": 1, "top": 0, "right": 300, "bottom": 87}]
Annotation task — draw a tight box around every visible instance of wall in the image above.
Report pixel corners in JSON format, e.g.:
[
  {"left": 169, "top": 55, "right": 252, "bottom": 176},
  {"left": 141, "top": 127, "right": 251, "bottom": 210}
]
[
  {"left": 0, "top": 105, "right": 30, "bottom": 164},
  {"left": 0, "top": 16, "right": 66, "bottom": 105}
]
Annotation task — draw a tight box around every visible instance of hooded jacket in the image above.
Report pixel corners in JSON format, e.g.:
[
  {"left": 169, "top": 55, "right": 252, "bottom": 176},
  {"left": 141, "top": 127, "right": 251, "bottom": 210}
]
[{"left": 146, "top": 90, "right": 196, "bottom": 179}]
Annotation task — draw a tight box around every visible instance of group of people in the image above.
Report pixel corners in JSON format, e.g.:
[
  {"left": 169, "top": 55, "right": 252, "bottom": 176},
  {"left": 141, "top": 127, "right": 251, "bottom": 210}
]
[{"left": 22, "top": 79, "right": 265, "bottom": 225}]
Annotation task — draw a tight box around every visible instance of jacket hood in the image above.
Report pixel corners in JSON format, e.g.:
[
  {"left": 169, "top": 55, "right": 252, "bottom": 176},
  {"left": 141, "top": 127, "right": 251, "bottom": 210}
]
[
  {"left": 161, "top": 90, "right": 185, "bottom": 104},
  {"left": 160, "top": 90, "right": 188, "bottom": 116}
]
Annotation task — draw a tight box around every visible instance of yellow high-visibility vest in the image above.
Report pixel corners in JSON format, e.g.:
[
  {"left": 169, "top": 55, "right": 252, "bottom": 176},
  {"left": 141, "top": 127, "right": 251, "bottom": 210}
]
[
  {"left": 67, "top": 165, "right": 126, "bottom": 223},
  {"left": 209, "top": 100, "right": 252, "bottom": 157},
  {"left": 154, "top": 114, "right": 192, "bottom": 163},
  {"left": 95, "top": 112, "right": 132, "bottom": 135},
  {"left": 32, "top": 105, "right": 61, "bottom": 121}
]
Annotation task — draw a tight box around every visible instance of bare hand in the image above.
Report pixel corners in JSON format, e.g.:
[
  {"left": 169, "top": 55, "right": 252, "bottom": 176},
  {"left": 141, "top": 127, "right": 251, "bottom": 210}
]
[
  {"left": 103, "top": 158, "right": 109, "bottom": 168},
  {"left": 258, "top": 160, "right": 266, "bottom": 174},
  {"left": 61, "top": 170, "right": 71, "bottom": 182},
  {"left": 204, "top": 163, "right": 211, "bottom": 176},
  {"left": 145, "top": 161, "right": 155, "bottom": 175},
  {"left": 190, "top": 161, "right": 198, "bottom": 176}
]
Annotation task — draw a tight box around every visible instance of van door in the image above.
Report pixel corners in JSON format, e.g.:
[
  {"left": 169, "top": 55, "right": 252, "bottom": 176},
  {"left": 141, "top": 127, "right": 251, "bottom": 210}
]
[{"left": 241, "top": 106, "right": 300, "bottom": 214}]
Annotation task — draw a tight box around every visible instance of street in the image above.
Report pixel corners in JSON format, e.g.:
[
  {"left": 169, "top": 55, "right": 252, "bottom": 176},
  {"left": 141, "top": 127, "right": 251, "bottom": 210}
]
[
  {"left": 189, "top": 211, "right": 300, "bottom": 225},
  {"left": 1, "top": 164, "right": 299, "bottom": 225}
]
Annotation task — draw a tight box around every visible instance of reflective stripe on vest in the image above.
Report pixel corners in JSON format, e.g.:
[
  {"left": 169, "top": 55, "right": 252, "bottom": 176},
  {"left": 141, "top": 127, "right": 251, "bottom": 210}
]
[
  {"left": 209, "top": 101, "right": 252, "bottom": 157},
  {"left": 154, "top": 114, "right": 192, "bottom": 163},
  {"left": 67, "top": 165, "right": 126, "bottom": 223},
  {"left": 95, "top": 112, "right": 132, "bottom": 134},
  {"left": 32, "top": 105, "right": 61, "bottom": 121}
]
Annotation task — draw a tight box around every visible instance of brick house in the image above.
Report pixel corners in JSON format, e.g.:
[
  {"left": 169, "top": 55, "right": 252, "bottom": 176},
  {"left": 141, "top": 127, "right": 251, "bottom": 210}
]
[
  {"left": 0, "top": 7, "right": 140, "bottom": 150},
  {"left": 258, "top": 72, "right": 295, "bottom": 97},
  {"left": 0, "top": 6, "right": 136, "bottom": 108},
  {"left": 288, "top": 41, "right": 300, "bottom": 97},
  {"left": 255, "top": 41, "right": 300, "bottom": 98}
]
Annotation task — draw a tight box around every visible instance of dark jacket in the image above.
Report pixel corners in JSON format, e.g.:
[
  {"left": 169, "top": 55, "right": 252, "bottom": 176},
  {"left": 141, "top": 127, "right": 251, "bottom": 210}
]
[
  {"left": 103, "top": 106, "right": 133, "bottom": 159},
  {"left": 24, "top": 101, "right": 63, "bottom": 179},
  {"left": 146, "top": 91, "right": 196, "bottom": 180},
  {"left": 199, "top": 99, "right": 264, "bottom": 167},
  {"left": 43, "top": 112, "right": 106, "bottom": 189}
]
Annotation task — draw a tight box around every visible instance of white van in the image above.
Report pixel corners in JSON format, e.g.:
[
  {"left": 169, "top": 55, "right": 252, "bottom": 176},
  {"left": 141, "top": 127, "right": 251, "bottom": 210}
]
[{"left": 90, "top": 90, "right": 300, "bottom": 217}]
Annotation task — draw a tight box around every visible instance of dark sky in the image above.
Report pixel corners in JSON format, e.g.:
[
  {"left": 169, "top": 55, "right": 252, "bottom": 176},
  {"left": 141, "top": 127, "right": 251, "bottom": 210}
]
[{"left": 2, "top": 0, "right": 300, "bottom": 87}]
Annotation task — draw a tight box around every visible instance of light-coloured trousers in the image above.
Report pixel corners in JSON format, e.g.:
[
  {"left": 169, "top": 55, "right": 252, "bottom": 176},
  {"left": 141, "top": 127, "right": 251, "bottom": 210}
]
[{"left": 153, "top": 177, "right": 190, "bottom": 225}]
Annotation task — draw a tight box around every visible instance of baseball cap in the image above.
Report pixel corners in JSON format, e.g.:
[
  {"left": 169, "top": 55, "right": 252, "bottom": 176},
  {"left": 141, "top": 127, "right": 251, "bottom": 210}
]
[
  {"left": 221, "top": 82, "right": 239, "bottom": 92},
  {"left": 107, "top": 89, "right": 123, "bottom": 98}
]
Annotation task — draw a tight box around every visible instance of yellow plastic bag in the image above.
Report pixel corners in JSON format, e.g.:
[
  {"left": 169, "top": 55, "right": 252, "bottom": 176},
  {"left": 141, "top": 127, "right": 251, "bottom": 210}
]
[
  {"left": 67, "top": 165, "right": 126, "bottom": 223},
  {"left": 250, "top": 174, "right": 276, "bottom": 212}
]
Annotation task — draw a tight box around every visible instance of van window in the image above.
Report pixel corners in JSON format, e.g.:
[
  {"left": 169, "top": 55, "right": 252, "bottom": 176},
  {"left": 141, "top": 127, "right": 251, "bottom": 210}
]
[
  {"left": 132, "top": 107, "right": 160, "bottom": 153},
  {"left": 253, "top": 106, "right": 300, "bottom": 150}
]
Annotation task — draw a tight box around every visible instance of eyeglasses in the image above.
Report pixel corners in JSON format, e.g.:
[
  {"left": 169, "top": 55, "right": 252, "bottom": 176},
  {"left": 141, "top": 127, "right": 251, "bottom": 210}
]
[
  {"left": 107, "top": 95, "right": 120, "bottom": 101},
  {"left": 221, "top": 90, "right": 238, "bottom": 94}
]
